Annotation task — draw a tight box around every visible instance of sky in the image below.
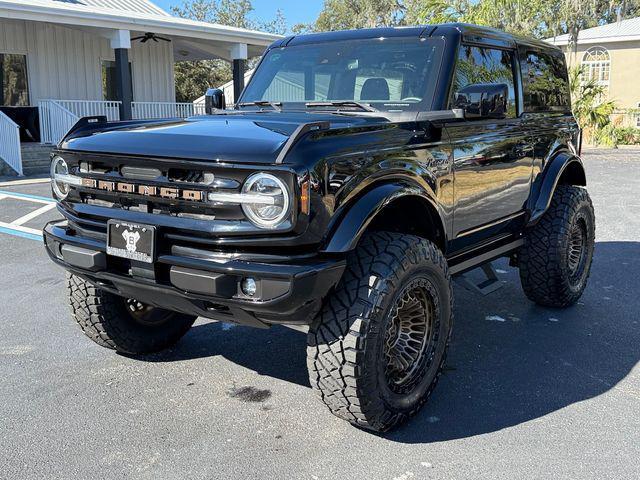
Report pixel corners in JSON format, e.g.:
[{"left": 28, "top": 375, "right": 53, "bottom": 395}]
[{"left": 152, "top": 0, "right": 324, "bottom": 30}]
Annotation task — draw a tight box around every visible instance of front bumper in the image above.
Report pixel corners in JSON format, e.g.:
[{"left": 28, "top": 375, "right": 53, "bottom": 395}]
[{"left": 43, "top": 220, "right": 345, "bottom": 327}]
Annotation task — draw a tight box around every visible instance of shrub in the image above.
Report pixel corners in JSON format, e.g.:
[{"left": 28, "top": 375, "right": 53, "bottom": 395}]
[{"left": 594, "top": 125, "right": 640, "bottom": 148}]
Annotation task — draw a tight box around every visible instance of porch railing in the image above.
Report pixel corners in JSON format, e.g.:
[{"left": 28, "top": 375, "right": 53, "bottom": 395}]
[
  {"left": 38, "top": 100, "right": 206, "bottom": 146},
  {"left": 0, "top": 110, "right": 23, "bottom": 175},
  {"left": 55, "top": 100, "right": 121, "bottom": 121},
  {"left": 38, "top": 100, "right": 80, "bottom": 146},
  {"left": 131, "top": 102, "right": 206, "bottom": 119}
]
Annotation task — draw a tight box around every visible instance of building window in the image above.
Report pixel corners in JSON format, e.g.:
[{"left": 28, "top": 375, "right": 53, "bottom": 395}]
[
  {"left": 101, "top": 60, "right": 132, "bottom": 101},
  {"left": 581, "top": 46, "right": 610, "bottom": 87},
  {"left": 0, "top": 53, "right": 30, "bottom": 106}
]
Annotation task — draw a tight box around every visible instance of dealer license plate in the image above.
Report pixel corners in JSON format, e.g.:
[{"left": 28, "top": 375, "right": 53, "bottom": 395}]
[{"left": 106, "top": 221, "right": 156, "bottom": 264}]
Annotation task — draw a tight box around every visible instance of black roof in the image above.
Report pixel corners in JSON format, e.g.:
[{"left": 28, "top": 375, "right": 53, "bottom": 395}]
[{"left": 270, "top": 23, "right": 557, "bottom": 52}]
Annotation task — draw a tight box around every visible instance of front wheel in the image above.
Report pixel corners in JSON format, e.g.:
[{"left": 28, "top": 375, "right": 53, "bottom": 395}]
[
  {"left": 67, "top": 274, "right": 196, "bottom": 355},
  {"left": 307, "top": 232, "right": 453, "bottom": 432},
  {"left": 518, "top": 185, "right": 595, "bottom": 307}
]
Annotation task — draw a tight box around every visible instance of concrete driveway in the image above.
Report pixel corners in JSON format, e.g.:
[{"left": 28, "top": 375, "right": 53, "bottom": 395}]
[{"left": 0, "top": 149, "right": 638, "bottom": 479}]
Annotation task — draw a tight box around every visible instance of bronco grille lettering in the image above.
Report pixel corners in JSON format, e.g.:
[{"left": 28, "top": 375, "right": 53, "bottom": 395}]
[
  {"left": 138, "top": 185, "right": 157, "bottom": 196},
  {"left": 98, "top": 181, "right": 115, "bottom": 192},
  {"left": 81, "top": 179, "right": 207, "bottom": 202},
  {"left": 160, "top": 187, "right": 179, "bottom": 199},
  {"left": 117, "top": 183, "right": 136, "bottom": 193}
]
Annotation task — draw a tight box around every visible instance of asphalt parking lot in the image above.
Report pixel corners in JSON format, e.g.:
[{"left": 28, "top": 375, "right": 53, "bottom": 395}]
[{"left": 1, "top": 149, "right": 639, "bottom": 480}]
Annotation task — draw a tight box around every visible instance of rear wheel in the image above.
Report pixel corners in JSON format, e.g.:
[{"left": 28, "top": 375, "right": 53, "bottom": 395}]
[
  {"left": 67, "top": 274, "right": 196, "bottom": 355},
  {"left": 307, "top": 232, "right": 452, "bottom": 432},
  {"left": 518, "top": 185, "right": 595, "bottom": 307}
]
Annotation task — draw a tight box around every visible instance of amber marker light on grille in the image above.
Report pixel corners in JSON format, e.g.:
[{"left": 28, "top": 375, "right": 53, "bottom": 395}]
[{"left": 300, "top": 180, "right": 310, "bottom": 215}]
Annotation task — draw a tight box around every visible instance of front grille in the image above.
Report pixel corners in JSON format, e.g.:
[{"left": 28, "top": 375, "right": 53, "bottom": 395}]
[
  {"left": 168, "top": 168, "right": 211, "bottom": 184},
  {"left": 70, "top": 157, "right": 247, "bottom": 222},
  {"left": 58, "top": 151, "right": 296, "bottom": 249}
]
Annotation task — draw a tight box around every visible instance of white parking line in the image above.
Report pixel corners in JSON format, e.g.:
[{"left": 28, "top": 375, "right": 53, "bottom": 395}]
[
  {"left": 0, "top": 178, "right": 50, "bottom": 187},
  {"left": 11, "top": 203, "right": 57, "bottom": 226},
  {"left": 0, "top": 221, "right": 43, "bottom": 236},
  {"left": 0, "top": 190, "right": 57, "bottom": 242},
  {"left": 0, "top": 191, "right": 54, "bottom": 205}
]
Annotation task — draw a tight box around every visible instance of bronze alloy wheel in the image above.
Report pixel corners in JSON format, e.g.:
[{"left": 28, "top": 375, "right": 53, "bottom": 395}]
[
  {"left": 307, "top": 232, "right": 452, "bottom": 431},
  {"left": 383, "top": 276, "right": 440, "bottom": 395}
]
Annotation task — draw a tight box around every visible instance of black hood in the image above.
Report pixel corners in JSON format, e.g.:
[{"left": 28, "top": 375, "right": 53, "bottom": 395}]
[{"left": 61, "top": 112, "right": 389, "bottom": 164}]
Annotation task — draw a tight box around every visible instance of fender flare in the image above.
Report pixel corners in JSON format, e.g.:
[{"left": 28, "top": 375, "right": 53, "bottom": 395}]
[
  {"left": 528, "top": 152, "right": 586, "bottom": 226},
  {"left": 320, "top": 182, "right": 444, "bottom": 253}
]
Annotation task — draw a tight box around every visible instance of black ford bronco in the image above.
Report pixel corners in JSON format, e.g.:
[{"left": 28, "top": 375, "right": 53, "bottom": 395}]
[{"left": 44, "top": 24, "right": 595, "bottom": 432}]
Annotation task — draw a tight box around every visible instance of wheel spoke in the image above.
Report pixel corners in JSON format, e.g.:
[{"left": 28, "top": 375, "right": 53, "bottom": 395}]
[{"left": 382, "top": 277, "right": 440, "bottom": 393}]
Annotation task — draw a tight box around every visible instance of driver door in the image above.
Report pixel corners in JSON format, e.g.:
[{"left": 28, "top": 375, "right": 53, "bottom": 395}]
[{"left": 446, "top": 44, "right": 534, "bottom": 251}]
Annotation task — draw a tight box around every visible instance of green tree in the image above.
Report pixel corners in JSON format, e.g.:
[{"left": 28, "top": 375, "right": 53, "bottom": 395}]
[
  {"left": 553, "top": 0, "right": 640, "bottom": 50},
  {"left": 404, "top": 0, "right": 468, "bottom": 24},
  {"left": 171, "top": 0, "right": 286, "bottom": 102},
  {"left": 568, "top": 65, "right": 616, "bottom": 144},
  {"left": 403, "top": 0, "right": 640, "bottom": 40},
  {"left": 312, "top": 0, "right": 405, "bottom": 31}
]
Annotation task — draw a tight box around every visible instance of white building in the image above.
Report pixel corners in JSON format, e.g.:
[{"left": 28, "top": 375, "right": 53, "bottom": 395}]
[{"left": 0, "top": 0, "right": 280, "bottom": 175}]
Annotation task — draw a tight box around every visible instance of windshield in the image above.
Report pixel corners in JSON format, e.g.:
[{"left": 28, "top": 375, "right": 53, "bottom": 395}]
[{"left": 240, "top": 37, "right": 444, "bottom": 112}]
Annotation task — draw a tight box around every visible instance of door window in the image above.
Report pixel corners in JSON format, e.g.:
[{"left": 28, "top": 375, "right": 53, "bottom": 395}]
[
  {"left": 450, "top": 45, "right": 517, "bottom": 118},
  {"left": 0, "top": 53, "right": 29, "bottom": 106}
]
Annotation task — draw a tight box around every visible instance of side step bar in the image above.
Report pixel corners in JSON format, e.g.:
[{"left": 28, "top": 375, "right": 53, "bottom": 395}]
[
  {"left": 448, "top": 238, "right": 524, "bottom": 276},
  {"left": 449, "top": 239, "right": 523, "bottom": 296},
  {"left": 455, "top": 263, "right": 504, "bottom": 296}
]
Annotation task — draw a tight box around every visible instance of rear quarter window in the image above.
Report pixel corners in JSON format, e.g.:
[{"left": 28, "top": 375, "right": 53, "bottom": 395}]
[{"left": 520, "top": 49, "right": 571, "bottom": 112}]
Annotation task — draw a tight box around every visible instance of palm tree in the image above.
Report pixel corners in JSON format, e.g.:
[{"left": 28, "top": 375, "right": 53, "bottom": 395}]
[{"left": 568, "top": 66, "right": 616, "bottom": 144}]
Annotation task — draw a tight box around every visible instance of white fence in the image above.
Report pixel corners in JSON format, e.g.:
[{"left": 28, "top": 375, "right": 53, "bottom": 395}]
[
  {"left": 132, "top": 102, "right": 206, "bottom": 119},
  {"left": 0, "top": 111, "right": 23, "bottom": 175},
  {"left": 38, "top": 100, "right": 80, "bottom": 146},
  {"left": 55, "top": 100, "right": 121, "bottom": 121},
  {"left": 38, "top": 100, "right": 206, "bottom": 146}
]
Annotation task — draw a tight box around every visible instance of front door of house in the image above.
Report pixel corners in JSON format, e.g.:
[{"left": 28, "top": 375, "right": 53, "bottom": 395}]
[{"left": 0, "top": 53, "right": 39, "bottom": 142}]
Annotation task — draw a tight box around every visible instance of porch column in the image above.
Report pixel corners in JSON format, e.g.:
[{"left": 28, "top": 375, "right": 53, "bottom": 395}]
[
  {"left": 110, "top": 30, "right": 132, "bottom": 120},
  {"left": 230, "top": 43, "right": 248, "bottom": 104}
]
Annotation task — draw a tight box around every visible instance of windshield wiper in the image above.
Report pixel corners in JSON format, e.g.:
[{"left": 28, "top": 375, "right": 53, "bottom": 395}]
[
  {"left": 305, "top": 101, "right": 377, "bottom": 112},
  {"left": 237, "top": 101, "right": 282, "bottom": 112}
]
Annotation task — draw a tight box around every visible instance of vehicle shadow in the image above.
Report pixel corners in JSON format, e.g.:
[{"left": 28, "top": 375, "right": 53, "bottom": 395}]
[{"left": 141, "top": 241, "right": 640, "bottom": 443}]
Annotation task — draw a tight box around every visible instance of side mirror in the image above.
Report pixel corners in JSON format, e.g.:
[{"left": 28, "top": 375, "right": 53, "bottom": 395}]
[
  {"left": 453, "top": 83, "right": 508, "bottom": 120},
  {"left": 205, "top": 88, "right": 225, "bottom": 113}
]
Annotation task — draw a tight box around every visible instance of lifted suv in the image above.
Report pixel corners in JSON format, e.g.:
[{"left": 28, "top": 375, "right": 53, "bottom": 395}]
[{"left": 44, "top": 24, "right": 595, "bottom": 432}]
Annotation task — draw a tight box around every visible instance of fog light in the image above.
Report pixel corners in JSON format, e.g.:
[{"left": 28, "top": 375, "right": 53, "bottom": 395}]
[{"left": 241, "top": 277, "right": 257, "bottom": 296}]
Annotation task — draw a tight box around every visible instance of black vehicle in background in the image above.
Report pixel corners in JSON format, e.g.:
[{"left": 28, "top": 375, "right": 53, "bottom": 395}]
[{"left": 43, "top": 24, "right": 595, "bottom": 432}]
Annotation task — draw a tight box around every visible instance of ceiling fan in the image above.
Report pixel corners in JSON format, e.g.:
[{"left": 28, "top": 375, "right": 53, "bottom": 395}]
[{"left": 131, "top": 32, "right": 171, "bottom": 43}]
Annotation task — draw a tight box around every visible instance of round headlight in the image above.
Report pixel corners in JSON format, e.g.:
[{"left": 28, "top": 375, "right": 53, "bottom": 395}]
[
  {"left": 241, "top": 173, "right": 290, "bottom": 228},
  {"left": 50, "top": 156, "right": 70, "bottom": 200}
]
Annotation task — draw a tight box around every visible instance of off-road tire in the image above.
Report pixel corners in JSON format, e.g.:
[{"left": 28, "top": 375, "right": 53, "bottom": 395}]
[
  {"left": 307, "top": 232, "right": 453, "bottom": 432},
  {"left": 67, "top": 274, "right": 196, "bottom": 355},
  {"left": 519, "top": 185, "right": 595, "bottom": 307}
]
